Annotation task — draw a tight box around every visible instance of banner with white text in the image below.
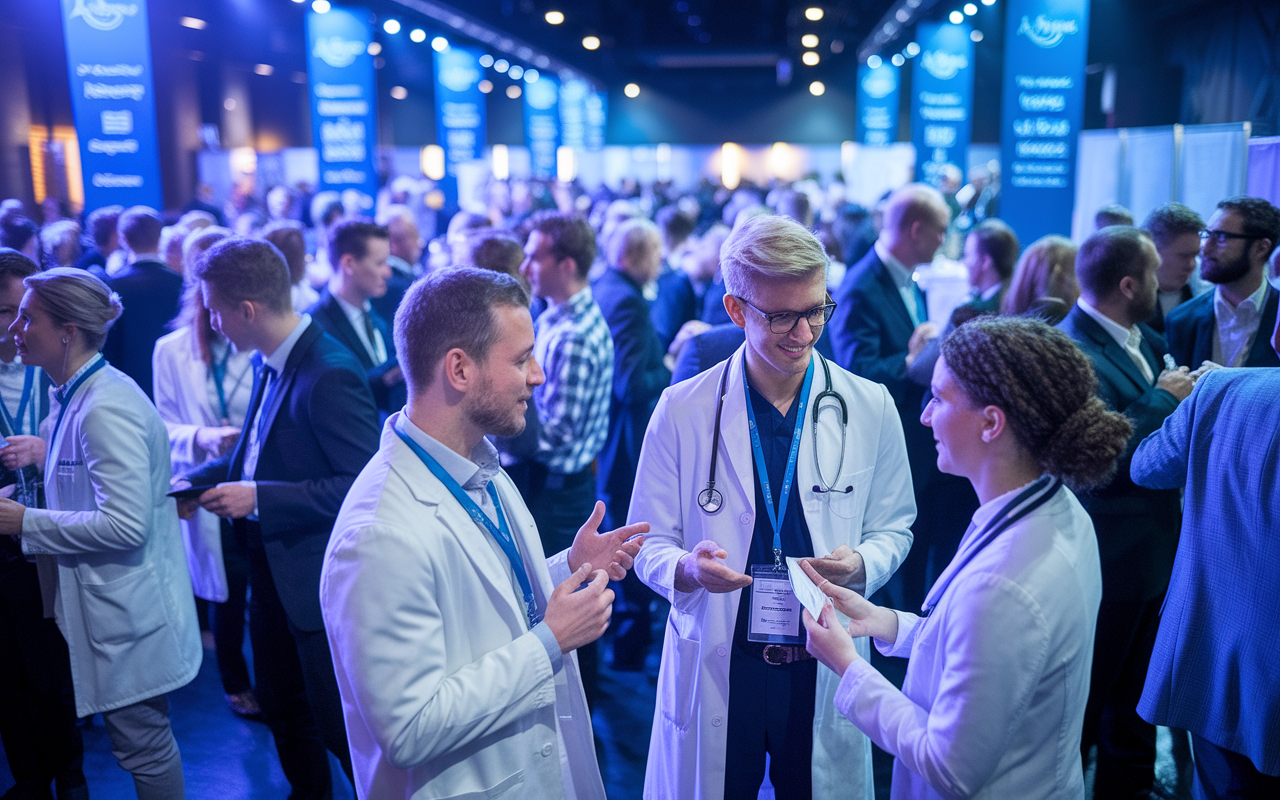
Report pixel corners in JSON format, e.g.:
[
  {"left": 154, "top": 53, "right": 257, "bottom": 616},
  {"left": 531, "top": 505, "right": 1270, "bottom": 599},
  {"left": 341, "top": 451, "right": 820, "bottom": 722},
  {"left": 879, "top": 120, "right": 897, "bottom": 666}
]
[
  {"left": 999, "top": 0, "right": 1090, "bottom": 245},
  {"left": 306, "top": 8, "right": 379, "bottom": 205},
  {"left": 857, "top": 63, "right": 900, "bottom": 146},
  {"left": 524, "top": 76, "right": 561, "bottom": 179},
  {"left": 910, "top": 22, "right": 974, "bottom": 187},
  {"left": 433, "top": 45, "right": 487, "bottom": 174},
  {"left": 61, "top": 0, "right": 163, "bottom": 211}
]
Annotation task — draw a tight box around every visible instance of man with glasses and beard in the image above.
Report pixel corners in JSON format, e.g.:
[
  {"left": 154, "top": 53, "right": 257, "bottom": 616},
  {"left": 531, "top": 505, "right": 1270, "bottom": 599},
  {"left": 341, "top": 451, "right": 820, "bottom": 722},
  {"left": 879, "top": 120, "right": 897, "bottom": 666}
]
[{"left": 1166, "top": 196, "right": 1280, "bottom": 370}]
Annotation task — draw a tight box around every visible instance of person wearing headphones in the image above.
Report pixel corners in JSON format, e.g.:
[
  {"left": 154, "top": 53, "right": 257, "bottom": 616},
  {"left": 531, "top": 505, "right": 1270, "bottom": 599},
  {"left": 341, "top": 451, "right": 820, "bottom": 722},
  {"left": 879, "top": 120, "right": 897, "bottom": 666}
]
[{"left": 630, "top": 215, "right": 915, "bottom": 800}]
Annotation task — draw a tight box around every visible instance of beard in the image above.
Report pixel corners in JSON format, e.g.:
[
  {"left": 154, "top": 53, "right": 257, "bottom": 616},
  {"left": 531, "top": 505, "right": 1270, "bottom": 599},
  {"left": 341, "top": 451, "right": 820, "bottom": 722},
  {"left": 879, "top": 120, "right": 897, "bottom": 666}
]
[
  {"left": 466, "top": 376, "right": 528, "bottom": 438},
  {"left": 1201, "top": 249, "right": 1252, "bottom": 285}
]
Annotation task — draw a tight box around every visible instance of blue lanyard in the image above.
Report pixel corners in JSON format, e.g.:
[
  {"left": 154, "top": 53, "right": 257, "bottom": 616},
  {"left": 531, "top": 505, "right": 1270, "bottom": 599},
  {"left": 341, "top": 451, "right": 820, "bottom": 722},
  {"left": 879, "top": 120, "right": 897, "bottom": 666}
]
[
  {"left": 48, "top": 356, "right": 108, "bottom": 460},
  {"left": 210, "top": 346, "right": 232, "bottom": 422},
  {"left": 393, "top": 424, "right": 541, "bottom": 629},
  {"left": 922, "top": 475, "right": 1063, "bottom": 615},
  {"left": 744, "top": 356, "right": 815, "bottom": 569},
  {"left": 0, "top": 366, "right": 35, "bottom": 437}
]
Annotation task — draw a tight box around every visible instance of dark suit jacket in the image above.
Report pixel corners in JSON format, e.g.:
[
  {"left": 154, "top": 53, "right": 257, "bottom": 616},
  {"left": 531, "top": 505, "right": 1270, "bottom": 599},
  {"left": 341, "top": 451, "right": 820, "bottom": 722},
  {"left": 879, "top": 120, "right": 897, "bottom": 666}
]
[
  {"left": 592, "top": 268, "right": 671, "bottom": 530},
  {"left": 700, "top": 278, "right": 732, "bottom": 326},
  {"left": 1058, "top": 306, "right": 1181, "bottom": 602},
  {"left": 906, "top": 286, "right": 1006, "bottom": 390},
  {"left": 651, "top": 267, "right": 697, "bottom": 353},
  {"left": 370, "top": 262, "right": 413, "bottom": 324},
  {"left": 1145, "top": 284, "right": 1193, "bottom": 334},
  {"left": 669, "top": 322, "right": 836, "bottom": 386},
  {"left": 307, "top": 287, "right": 406, "bottom": 416},
  {"left": 188, "top": 322, "right": 380, "bottom": 631},
  {"left": 103, "top": 260, "right": 183, "bottom": 400},
  {"left": 829, "top": 247, "right": 937, "bottom": 492},
  {"left": 1165, "top": 285, "right": 1280, "bottom": 369}
]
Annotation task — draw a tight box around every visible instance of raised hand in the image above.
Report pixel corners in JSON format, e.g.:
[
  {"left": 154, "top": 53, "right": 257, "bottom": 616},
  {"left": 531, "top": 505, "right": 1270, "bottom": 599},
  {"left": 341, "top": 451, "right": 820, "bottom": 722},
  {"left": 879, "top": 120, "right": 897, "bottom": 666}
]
[
  {"left": 800, "top": 559, "right": 897, "bottom": 643},
  {"left": 803, "top": 603, "right": 860, "bottom": 676},
  {"left": 674, "top": 539, "right": 753, "bottom": 593},
  {"left": 543, "top": 564, "right": 615, "bottom": 653},
  {"left": 567, "top": 501, "right": 648, "bottom": 581}
]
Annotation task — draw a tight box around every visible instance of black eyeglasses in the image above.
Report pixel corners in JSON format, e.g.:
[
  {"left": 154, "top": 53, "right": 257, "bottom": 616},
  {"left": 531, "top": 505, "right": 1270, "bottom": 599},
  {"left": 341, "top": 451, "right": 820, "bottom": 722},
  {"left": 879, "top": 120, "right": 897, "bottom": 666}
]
[
  {"left": 734, "top": 295, "right": 837, "bottom": 334},
  {"left": 1199, "top": 229, "right": 1265, "bottom": 246}
]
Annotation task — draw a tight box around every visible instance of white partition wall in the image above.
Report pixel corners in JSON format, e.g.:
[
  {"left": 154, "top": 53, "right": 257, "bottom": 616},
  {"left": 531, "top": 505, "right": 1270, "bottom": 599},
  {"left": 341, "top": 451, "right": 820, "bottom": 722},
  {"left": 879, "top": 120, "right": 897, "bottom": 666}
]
[{"left": 1073, "top": 122, "right": 1251, "bottom": 241}]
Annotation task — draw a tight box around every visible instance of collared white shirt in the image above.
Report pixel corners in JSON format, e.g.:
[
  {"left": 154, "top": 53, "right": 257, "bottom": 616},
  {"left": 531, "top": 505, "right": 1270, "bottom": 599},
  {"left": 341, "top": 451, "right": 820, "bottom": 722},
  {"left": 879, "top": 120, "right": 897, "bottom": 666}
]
[
  {"left": 0, "top": 353, "right": 36, "bottom": 436},
  {"left": 874, "top": 241, "right": 926, "bottom": 327},
  {"left": 332, "top": 291, "right": 388, "bottom": 365},
  {"left": 1212, "top": 280, "right": 1269, "bottom": 368},
  {"left": 243, "top": 315, "right": 312, "bottom": 485},
  {"left": 1077, "top": 298, "right": 1154, "bottom": 384}
]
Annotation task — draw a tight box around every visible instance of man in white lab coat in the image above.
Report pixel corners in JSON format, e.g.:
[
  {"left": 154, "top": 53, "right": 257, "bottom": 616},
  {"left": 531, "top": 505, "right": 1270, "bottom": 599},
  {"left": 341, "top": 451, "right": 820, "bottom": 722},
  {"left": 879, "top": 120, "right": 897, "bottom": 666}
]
[
  {"left": 320, "top": 267, "right": 646, "bottom": 799},
  {"left": 631, "top": 215, "right": 915, "bottom": 800}
]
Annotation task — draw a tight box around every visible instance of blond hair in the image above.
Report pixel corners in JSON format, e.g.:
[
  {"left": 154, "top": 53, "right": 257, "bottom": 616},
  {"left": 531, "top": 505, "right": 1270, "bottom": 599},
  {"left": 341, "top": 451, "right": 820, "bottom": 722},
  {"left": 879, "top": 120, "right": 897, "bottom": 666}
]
[
  {"left": 24, "top": 267, "right": 123, "bottom": 350},
  {"left": 720, "top": 214, "right": 827, "bottom": 298}
]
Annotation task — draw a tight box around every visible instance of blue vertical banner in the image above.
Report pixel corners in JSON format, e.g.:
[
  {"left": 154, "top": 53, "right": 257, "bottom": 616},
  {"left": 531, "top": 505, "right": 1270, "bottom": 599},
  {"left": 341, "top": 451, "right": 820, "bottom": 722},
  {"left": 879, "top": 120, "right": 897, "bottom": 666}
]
[
  {"left": 856, "top": 62, "right": 900, "bottom": 146},
  {"left": 61, "top": 0, "right": 163, "bottom": 211},
  {"left": 911, "top": 22, "right": 974, "bottom": 186},
  {"left": 559, "top": 78, "right": 589, "bottom": 149},
  {"left": 585, "top": 90, "right": 607, "bottom": 152},
  {"left": 1000, "top": 0, "right": 1090, "bottom": 245},
  {"left": 306, "top": 8, "right": 379, "bottom": 205},
  {"left": 524, "top": 76, "right": 561, "bottom": 179},
  {"left": 432, "top": 45, "right": 486, "bottom": 174}
]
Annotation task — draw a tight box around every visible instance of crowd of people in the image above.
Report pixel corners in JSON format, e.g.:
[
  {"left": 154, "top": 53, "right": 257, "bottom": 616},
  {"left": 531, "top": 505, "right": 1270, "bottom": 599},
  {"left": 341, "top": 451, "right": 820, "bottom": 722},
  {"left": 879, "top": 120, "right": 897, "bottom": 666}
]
[{"left": 0, "top": 171, "right": 1276, "bottom": 800}]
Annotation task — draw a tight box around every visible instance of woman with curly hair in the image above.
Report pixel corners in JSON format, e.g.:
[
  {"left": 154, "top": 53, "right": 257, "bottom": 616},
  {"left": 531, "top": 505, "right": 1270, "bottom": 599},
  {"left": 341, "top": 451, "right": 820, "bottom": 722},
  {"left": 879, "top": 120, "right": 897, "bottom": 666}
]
[{"left": 803, "top": 315, "right": 1131, "bottom": 799}]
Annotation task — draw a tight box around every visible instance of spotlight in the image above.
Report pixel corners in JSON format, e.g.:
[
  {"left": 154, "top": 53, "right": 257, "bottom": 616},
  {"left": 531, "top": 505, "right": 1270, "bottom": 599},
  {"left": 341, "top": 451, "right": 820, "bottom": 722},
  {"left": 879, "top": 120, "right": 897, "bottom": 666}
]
[
  {"left": 891, "top": 53, "right": 905, "bottom": 66},
  {"left": 867, "top": 54, "right": 882, "bottom": 68},
  {"left": 479, "top": 54, "right": 494, "bottom": 67},
  {"left": 809, "top": 81, "right": 825, "bottom": 96},
  {"left": 421, "top": 145, "right": 445, "bottom": 180},
  {"left": 478, "top": 80, "right": 494, "bottom": 93},
  {"left": 432, "top": 36, "right": 449, "bottom": 51},
  {"left": 524, "top": 69, "right": 540, "bottom": 83},
  {"left": 545, "top": 10, "right": 565, "bottom": 25},
  {"left": 223, "top": 98, "right": 237, "bottom": 111},
  {"left": 970, "top": 29, "right": 984, "bottom": 41},
  {"left": 410, "top": 28, "right": 426, "bottom": 43},
  {"left": 506, "top": 85, "right": 522, "bottom": 99},
  {"left": 802, "top": 51, "right": 819, "bottom": 66},
  {"left": 801, "top": 34, "right": 818, "bottom": 48},
  {"left": 949, "top": 10, "right": 963, "bottom": 23},
  {"left": 805, "top": 7, "right": 824, "bottom": 21},
  {"left": 624, "top": 83, "right": 640, "bottom": 98},
  {"left": 311, "top": 0, "right": 330, "bottom": 12},
  {"left": 964, "top": 3, "right": 977, "bottom": 14},
  {"left": 981, "top": 0, "right": 995, "bottom": 5},
  {"left": 253, "top": 63, "right": 274, "bottom": 76},
  {"left": 582, "top": 35, "right": 600, "bottom": 50},
  {"left": 494, "top": 59, "right": 509, "bottom": 72},
  {"left": 905, "top": 41, "right": 920, "bottom": 56},
  {"left": 383, "top": 19, "right": 401, "bottom": 34},
  {"left": 366, "top": 42, "right": 382, "bottom": 55},
  {"left": 508, "top": 65, "right": 524, "bottom": 79},
  {"left": 179, "top": 17, "right": 207, "bottom": 30},
  {"left": 390, "top": 86, "right": 408, "bottom": 100}
]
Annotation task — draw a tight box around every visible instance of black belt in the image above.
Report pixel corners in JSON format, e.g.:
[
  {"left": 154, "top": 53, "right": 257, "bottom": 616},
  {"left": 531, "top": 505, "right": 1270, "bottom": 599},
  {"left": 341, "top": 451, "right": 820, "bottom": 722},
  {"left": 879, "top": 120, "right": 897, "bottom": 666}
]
[{"left": 737, "top": 641, "right": 814, "bottom": 666}]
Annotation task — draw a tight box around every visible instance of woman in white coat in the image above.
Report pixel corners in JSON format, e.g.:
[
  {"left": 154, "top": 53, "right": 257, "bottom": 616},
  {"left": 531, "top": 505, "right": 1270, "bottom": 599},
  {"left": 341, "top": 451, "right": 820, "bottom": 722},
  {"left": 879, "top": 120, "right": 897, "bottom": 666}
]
[
  {"left": 152, "top": 225, "right": 260, "bottom": 718},
  {"left": 803, "top": 316, "right": 1132, "bottom": 799},
  {"left": 0, "top": 267, "right": 202, "bottom": 799}
]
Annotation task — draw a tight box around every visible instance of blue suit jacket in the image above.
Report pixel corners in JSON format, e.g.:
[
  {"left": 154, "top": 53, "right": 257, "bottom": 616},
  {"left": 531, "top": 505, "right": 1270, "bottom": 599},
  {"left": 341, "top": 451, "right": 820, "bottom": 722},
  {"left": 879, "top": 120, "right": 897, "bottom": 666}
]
[
  {"left": 307, "top": 287, "right": 406, "bottom": 417},
  {"left": 651, "top": 267, "right": 697, "bottom": 353},
  {"left": 188, "top": 321, "right": 380, "bottom": 631},
  {"left": 592, "top": 268, "right": 671, "bottom": 530},
  {"left": 669, "top": 323, "right": 836, "bottom": 386},
  {"left": 1164, "top": 285, "right": 1280, "bottom": 369},
  {"left": 104, "top": 260, "right": 183, "bottom": 400},
  {"left": 1058, "top": 306, "right": 1181, "bottom": 602},
  {"left": 1131, "top": 368, "right": 1280, "bottom": 774}
]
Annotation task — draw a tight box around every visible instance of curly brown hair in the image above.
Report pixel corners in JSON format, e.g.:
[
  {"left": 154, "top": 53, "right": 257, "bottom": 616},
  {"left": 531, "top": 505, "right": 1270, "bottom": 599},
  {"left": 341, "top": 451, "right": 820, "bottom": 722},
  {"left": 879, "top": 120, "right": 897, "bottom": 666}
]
[{"left": 940, "top": 315, "right": 1132, "bottom": 491}]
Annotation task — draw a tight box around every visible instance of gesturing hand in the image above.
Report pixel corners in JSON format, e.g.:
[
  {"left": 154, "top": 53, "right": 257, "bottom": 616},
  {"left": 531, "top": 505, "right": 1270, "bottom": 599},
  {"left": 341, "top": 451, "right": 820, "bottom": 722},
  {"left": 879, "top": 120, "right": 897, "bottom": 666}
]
[
  {"left": 567, "top": 501, "right": 648, "bottom": 581},
  {"left": 800, "top": 559, "right": 897, "bottom": 643},
  {"left": 2, "top": 436, "right": 46, "bottom": 472},
  {"left": 543, "top": 564, "right": 615, "bottom": 654},
  {"left": 803, "top": 603, "right": 860, "bottom": 676},
  {"left": 674, "top": 540, "right": 752, "bottom": 594},
  {"left": 800, "top": 545, "right": 866, "bottom": 592}
]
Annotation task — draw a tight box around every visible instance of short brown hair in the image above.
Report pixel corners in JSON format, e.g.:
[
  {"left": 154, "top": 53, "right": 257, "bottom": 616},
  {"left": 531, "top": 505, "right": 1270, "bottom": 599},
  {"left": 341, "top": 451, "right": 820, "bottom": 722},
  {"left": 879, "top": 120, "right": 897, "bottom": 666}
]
[
  {"left": 969, "top": 219, "right": 1020, "bottom": 281},
  {"left": 1076, "top": 226, "right": 1155, "bottom": 300},
  {"left": 118, "top": 206, "right": 163, "bottom": 253},
  {"left": 463, "top": 231, "right": 524, "bottom": 277},
  {"left": 527, "top": 211, "right": 596, "bottom": 280},
  {"left": 1142, "top": 202, "right": 1204, "bottom": 249},
  {"left": 328, "top": 217, "right": 388, "bottom": 265},
  {"left": 394, "top": 267, "right": 528, "bottom": 393},
  {"left": 193, "top": 237, "right": 292, "bottom": 315},
  {"left": 262, "top": 220, "right": 308, "bottom": 284}
]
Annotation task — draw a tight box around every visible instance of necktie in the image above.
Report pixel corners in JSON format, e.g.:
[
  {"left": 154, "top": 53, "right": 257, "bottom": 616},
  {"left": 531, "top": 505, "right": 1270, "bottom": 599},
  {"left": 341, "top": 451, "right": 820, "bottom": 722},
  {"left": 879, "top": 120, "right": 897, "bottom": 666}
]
[
  {"left": 255, "top": 365, "right": 278, "bottom": 443},
  {"left": 362, "top": 311, "right": 381, "bottom": 363}
]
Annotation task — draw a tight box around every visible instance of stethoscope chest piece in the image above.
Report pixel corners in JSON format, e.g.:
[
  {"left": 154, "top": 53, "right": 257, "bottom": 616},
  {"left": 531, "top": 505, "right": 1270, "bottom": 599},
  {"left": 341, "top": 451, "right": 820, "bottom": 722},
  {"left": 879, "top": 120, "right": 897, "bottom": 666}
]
[{"left": 697, "top": 486, "right": 724, "bottom": 514}]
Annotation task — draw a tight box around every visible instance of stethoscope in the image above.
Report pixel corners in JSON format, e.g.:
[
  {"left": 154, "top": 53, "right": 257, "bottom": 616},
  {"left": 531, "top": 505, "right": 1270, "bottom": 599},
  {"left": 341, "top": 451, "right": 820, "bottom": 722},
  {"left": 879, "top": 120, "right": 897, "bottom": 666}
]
[{"left": 697, "top": 353, "right": 850, "bottom": 515}]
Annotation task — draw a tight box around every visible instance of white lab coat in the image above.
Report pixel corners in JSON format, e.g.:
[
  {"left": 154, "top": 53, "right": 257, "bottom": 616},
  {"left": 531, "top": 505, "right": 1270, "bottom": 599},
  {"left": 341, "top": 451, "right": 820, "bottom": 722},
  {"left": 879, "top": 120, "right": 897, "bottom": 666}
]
[
  {"left": 631, "top": 347, "right": 916, "bottom": 800},
  {"left": 151, "top": 326, "right": 252, "bottom": 602},
  {"left": 21, "top": 360, "right": 202, "bottom": 717},
  {"left": 321, "top": 417, "right": 606, "bottom": 800},
  {"left": 834, "top": 484, "right": 1101, "bottom": 800}
]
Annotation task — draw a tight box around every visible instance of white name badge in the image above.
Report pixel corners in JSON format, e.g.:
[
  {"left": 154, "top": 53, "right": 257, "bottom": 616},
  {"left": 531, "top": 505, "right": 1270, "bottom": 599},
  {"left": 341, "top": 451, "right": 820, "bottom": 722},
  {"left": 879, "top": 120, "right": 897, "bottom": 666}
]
[{"left": 747, "top": 564, "right": 804, "bottom": 644}]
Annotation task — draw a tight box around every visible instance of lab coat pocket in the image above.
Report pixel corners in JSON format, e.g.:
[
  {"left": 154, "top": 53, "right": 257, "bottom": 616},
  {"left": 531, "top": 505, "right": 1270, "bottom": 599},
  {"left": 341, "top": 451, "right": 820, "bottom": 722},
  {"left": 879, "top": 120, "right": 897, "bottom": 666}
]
[
  {"left": 438, "top": 770, "right": 524, "bottom": 799},
  {"left": 825, "top": 467, "right": 873, "bottom": 521},
  {"left": 79, "top": 565, "right": 167, "bottom": 650},
  {"left": 660, "top": 634, "right": 700, "bottom": 731}
]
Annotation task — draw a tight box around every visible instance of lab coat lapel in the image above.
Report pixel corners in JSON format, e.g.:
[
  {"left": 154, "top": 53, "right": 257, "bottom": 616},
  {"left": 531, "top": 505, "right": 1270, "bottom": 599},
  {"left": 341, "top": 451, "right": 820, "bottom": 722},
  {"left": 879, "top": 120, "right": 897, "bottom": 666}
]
[
  {"left": 713, "top": 348, "right": 758, "bottom": 572},
  {"left": 392, "top": 435, "right": 528, "bottom": 630}
]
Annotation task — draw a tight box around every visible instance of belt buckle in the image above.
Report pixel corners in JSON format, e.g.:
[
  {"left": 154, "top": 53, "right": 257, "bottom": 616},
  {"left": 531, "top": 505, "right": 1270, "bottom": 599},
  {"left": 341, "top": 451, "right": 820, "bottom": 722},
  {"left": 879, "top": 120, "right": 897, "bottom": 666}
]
[{"left": 763, "top": 645, "right": 787, "bottom": 665}]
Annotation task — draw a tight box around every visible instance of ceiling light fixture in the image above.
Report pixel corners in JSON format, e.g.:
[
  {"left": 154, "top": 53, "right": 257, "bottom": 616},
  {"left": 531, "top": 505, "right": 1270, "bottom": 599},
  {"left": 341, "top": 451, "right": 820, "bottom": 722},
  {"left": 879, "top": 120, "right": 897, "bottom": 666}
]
[
  {"left": 311, "top": 0, "right": 330, "bottom": 13},
  {"left": 478, "top": 80, "right": 494, "bottom": 93},
  {"left": 891, "top": 53, "right": 905, "bottom": 66},
  {"left": 179, "top": 17, "right": 207, "bottom": 30},
  {"left": 432, "top": 36, "right": 449, "bottom": 51},
  {"left": 970, "top": 29, "right": 984, "bottom": 41},
  {"left": 524, "top": 69, "right": 540, "bottom": 82},
  {"left": 253, "top": 63, "right": 273, "bottom": 76},
  {"left": 479, "top": 54, "right": 494, "bottom": 67},
  {"left": 624, "top": 83, "right": 640, "bottom": 97},
  {"left": 964, "top": 3, "right": 978, "bottom": 14},
  {"left": 506, "top": 85, "right": 523, "bottom": 98},
  {"left": 805, "top": 8, "right": 824, "bottom": 21},
  {"left": 582, "top": 36, "right": 600, "bottom": 50},
  {"left": 801, "top": 34, "right": 818, "bottom": 48},
  {"left": 494, "top": 58, "right": 509, "bottom": 72},
  {"left": 802, "top": 51, "right": 819, "bottom": 66},
  {"left": 410, "top": 28, "right": 426, "bottom": 43},
  {"left": 383, "top": 19, "right": 401, "bottom": 34},
  {"left": 509, "top": 65, "right": 524, "bottom": 79},
  {"left": 949, "top": 10, "right": 964, "bottom": 23},
  {"left": 809, "top": 81, "right": 825, "bottom": 96},
  {"left": 366, "top": 42, "right": 382, "bottom": 55},
  {"left": 390, "top": 86, "right": 408, "bottom": 99},
  {"left": 545, "top": 11, "right": 565, "bottom": 25},
  {"left": 867, "top": 54, "right": 882, "bottom": 68}
]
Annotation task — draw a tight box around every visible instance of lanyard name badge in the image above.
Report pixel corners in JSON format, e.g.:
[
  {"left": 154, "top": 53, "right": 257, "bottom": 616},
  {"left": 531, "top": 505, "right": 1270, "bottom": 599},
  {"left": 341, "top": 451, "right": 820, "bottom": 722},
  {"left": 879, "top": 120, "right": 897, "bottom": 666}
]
[
  {"left": 744, "top": 357, "right": 814, "bottom": 645},
  {"left": 394, "top": 425, "right": 542, "bottom": 630},
  {"left": 0, "top": 366, "right": 36, "bottom": 437}
]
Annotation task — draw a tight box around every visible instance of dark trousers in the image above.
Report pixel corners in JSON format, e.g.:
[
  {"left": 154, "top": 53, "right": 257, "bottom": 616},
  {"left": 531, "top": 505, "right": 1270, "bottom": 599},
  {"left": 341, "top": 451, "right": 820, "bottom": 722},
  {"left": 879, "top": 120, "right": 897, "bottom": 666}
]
[
  {"left": 1081, "top": 594, "right": 1164, "bottom": 798},
  {"left": 245, "top": 527, "right": 352, "bottom": 799},
  {"left": 0, "top": 560, "right": 86, "bottom": 799},
  {"left": 1191, "top": 735, "right": 1280, "bottom": 799},
  {"left": 213, "top": 518, "right": 253, "bottom": 695},
  {"left": 513, "top": 460, "right": 602, "bottom": 705},
  {"left": 724, "top": 647, "right": 817, "bottom": 800}
]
